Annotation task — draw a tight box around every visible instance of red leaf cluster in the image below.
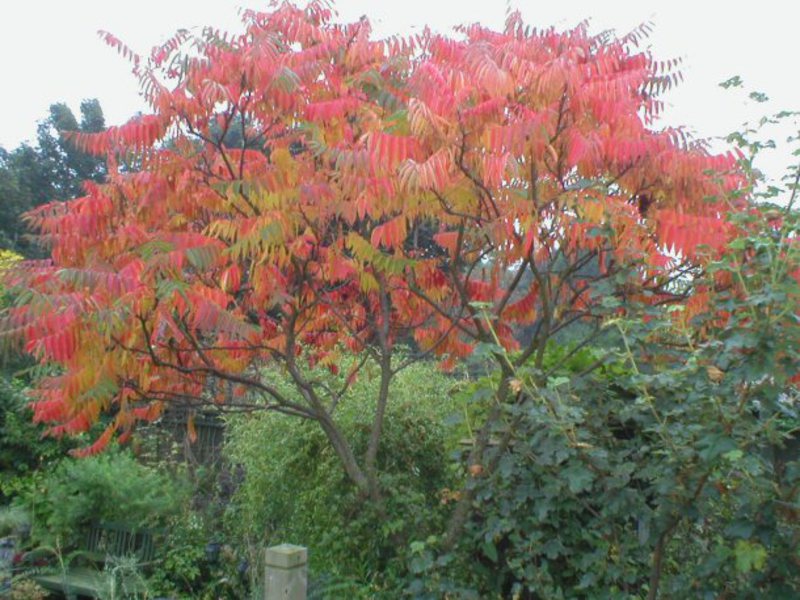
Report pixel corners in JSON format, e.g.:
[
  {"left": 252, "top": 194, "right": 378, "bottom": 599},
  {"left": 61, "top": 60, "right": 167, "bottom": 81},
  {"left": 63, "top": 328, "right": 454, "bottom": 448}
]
[{"left": 2, "top": 1, "right": 749, "bottom": 453}]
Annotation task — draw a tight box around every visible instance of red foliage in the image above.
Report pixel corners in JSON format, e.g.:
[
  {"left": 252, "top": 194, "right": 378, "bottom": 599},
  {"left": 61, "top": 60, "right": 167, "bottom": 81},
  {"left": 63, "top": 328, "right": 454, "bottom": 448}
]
[{"left": 2, "top": 1, "right": 748, "bottom": 454}]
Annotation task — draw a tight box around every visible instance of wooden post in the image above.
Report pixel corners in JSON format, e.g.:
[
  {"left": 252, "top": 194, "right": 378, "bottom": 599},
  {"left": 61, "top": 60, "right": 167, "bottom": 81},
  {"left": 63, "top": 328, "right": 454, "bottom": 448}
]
[{"left": 264, "top": 544, "right": 307, "bottom": 600}]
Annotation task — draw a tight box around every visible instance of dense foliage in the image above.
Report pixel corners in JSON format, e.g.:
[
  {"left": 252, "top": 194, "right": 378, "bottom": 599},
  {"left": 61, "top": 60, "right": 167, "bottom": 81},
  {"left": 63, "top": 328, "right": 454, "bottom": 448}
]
[
  {"left": 0, "top": 376, "right": 70, "bottom": 502},
  {"left": 225, "top": 358, "right": 458, "bottom": 591},
  {"left": 409, "top": 105, "right": 800, "bottom": 597},
  {"left": 19, "top": 447, "right": 188, "bottom": 548},
  {"left": 0, "top": 2, "right": 797, "bottom": 598}
]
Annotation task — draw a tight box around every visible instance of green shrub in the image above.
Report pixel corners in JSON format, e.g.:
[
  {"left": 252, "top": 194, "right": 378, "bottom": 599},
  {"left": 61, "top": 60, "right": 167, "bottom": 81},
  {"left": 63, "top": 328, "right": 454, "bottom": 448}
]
[
  {"left": 21, "top": 446, "right": 189, "bottom": 548},
  {"left": 0, "top": 504, "right": 29, "bottom": 537},
  {"left": 408, "top": 203, "right": 800, "bottom": 598},
  {"left": 224, "top": 356, "right": 460, "bottom": 592},
  {"left": 0, "top": 376, "right": 70, "bottom": 502},
  {"left": 149, "top": 510, "right": 222, "bottom": 599}
]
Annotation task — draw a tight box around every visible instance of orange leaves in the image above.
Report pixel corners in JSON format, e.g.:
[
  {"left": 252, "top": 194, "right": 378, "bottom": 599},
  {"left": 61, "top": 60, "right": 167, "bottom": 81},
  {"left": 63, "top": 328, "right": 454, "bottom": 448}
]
[
  {"left": 408, "top": 98, "right": 450, "bottom": 139},
  {"left": 481, "top": 153, "right": 512, "bottom": 189},
  {"left": 579, "top": 199, "right": 605, "bottom": 224},
  {"left": 464, "top": 45, "right": 514, "bottom": 96},
  {"left": 305, "top": 97, "right": 362, "bottom": 122},
  {"left": 398, "top": 149, "right": 453, "bottom": 194},
  {"left": 655, "top": 209, "right": 734, "bottom": 258},
  {"left": 71, "top": 424, "right": 116, "bottom": 457},
  {"left": 55, "top": 263, "right": 142, "bottom": 298},
  {"left": 366, "top": 133, "right": 421, "bottom": 173},
  {"left": 566, "top": 130, "right": 600, "bottom": 173},
  {"left": 461, "top": 97, "right": 505, "bottom": 123},
  {"left": 220, "top": 264, "right": 242, "bottom": 293},
  {"left": 30, "top": 397, "right": 69, "bottom": 426},
  {"left": 371, "top": 216, "right": 407, "bottom": 250},
  {"left": 97, "top": 30, "right": 140, "bottom": 66},
  {"left": 67, "top": 114, "right": 169, "bottom": 156},
  {"left": 1, "top": 2, "right": 753, "bottom": 455},
  {"left": 189, "top": 288, "right": 256, "bottom": 342},
  {"left": 26, "top": 192, "right": 114, "bottom": 240},
  {"left": 502, "top": 285, "right": 539, "bottom": 323},
  {"left": 483, "top": 112, "right": 551, "bottom": 156},
  {"left": 35, "top": 327, "right": 79, "bottom": 363},
  {"left": 433, "top": 231, "right": 460, "bottom": 256},
  {"left": 149, "top": 234, "right": 226, "bottom": 274}
]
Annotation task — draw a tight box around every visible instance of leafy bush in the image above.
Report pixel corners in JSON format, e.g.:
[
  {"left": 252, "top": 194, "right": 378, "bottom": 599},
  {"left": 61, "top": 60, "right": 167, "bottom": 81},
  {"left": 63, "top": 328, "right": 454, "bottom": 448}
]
[
  {"left": 409, "top": 201, "right": 800, "bottom": 598},
  {"left": 0, "top": 376, "right": 71, "bottom": 503},
  {"left": 21, "top": 447, "right": 189, "bottom": 548},
  {"left": 0, "top": 505, "right": 29, "bottom": 538},
  {"left": 0, "top": 253, "right": 72, "bottom": 506},
  {"left": 224, "top": 356, "right": 460, "bottom": 592},
  {"left": 148, "top": 508, "right": 249, "bottom": 600}
]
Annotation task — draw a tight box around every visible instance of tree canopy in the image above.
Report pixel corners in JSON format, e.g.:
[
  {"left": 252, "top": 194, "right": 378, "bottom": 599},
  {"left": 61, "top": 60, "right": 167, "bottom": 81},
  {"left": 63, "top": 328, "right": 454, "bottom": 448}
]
[{"left": 1, "top": 0, "right": 770, "bottom": 515}]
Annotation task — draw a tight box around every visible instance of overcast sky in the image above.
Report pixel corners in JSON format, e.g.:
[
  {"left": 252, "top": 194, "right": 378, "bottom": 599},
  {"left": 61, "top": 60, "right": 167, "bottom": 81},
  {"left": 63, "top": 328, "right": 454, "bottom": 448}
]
[{"left": 1, "top": 1, "right": 797, "bottom": 180}]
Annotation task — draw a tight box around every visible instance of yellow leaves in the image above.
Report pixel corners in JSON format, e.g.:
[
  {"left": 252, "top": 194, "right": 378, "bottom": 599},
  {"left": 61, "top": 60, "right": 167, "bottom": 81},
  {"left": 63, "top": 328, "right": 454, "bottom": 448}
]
[
  {"left": 359, "top": 271, "right": 380, "bottom": 293},
  {"left": 545, "top": 144, "right": 559, "bottom": 165},
  {"left": 398, "top": 149, "right": 454, "bottom": 194},
  {"left": 580, "top": 200, "right": 605, "bottom": 224},
  {"left": 187, "top": 414, "right": 198, "bottom": 444},
  {"left": 3, "top": 2, "right": 755, "bottom": 458},
  {"left": 0, "top": 249, "right": 22, "bottom": 270},
  {"left": 167, "top": 214, "right": 189, "bottom": 229},
  {"left": 206, "top": 219, "right": 240, "bottom": 243},
  {"left": 270, "top": 147, "right": 298, "bottom": 186},
  {"left": 706, "top": 365, "right": 725, "bottom": 384},
  {"left": 408, "top": 98, "right": 450, "bottom": 140},
  {"left": 221, "top": 218, "right": 286, "bottom": 265},
  {"left": 346, "top": 232, "right": 414, "bottom": 276},
  {"left": 370, "top": 216, "right": 407, "bottom": 250}
]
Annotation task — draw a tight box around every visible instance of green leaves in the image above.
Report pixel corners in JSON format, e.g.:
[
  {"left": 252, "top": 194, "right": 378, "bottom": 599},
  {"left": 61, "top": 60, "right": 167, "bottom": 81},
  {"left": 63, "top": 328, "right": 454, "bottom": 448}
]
[
  {"left": 184, "top": 244, "right": 221, "bottom": 271},
  {"left": 697, "top": 433, "right": 737, "bottom": 462},
  {"left": 419, "top": 199, "right": 800, "bottom": 596},
  {"left": 734, "top": 540, "right": 768, "bottom": 574},
  {"left": 562, "top": 464, "right": 594, "bottom": 494},
  {"left": 224, "top": 356, "right": 458, "bottom": 586}
]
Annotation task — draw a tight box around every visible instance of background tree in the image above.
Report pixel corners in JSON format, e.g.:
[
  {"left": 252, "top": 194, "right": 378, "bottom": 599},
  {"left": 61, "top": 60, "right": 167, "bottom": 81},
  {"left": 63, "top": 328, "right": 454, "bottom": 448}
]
[
  {"left": 0, "top": 151, "right": 33, "bottom": 251},
  {"left": 33, "top": 99, "right": 107, "bottom": 201},
  {"left": 0, "top": 100, "right": 106, "bottom": 254}
]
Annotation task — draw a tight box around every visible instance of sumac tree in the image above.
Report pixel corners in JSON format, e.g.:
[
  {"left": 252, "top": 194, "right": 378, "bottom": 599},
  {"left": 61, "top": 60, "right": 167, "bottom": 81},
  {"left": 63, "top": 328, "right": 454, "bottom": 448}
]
[{"left": 2, "top": 1, "right": 752, "bottom": 541}]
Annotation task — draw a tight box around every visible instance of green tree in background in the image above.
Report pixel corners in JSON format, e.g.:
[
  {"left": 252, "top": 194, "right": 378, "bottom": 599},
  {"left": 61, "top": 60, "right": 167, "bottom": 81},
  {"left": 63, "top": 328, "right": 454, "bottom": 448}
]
[{"left": 0, "top": 99, "right": 106, "bottom": 255}]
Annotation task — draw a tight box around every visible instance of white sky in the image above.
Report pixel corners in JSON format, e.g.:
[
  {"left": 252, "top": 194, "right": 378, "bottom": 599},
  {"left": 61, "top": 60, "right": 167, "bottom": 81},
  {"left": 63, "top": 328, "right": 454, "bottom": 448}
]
[{"left": 1, "top": 1, "right": 798, "bottom": 181}]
